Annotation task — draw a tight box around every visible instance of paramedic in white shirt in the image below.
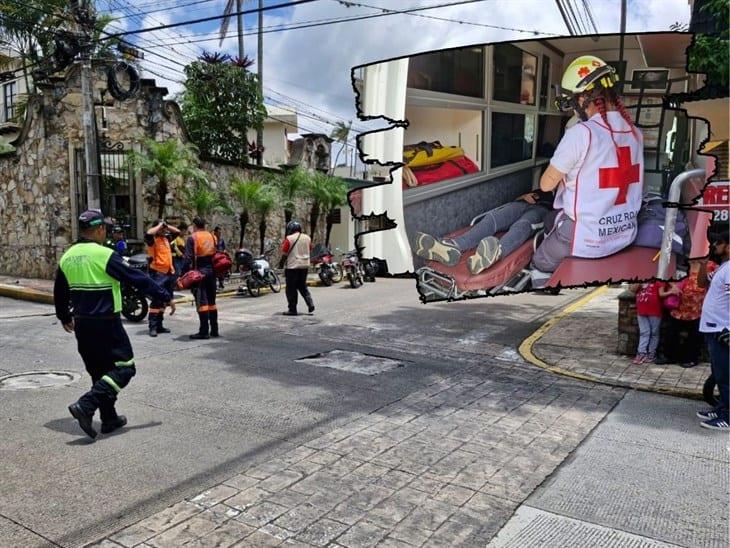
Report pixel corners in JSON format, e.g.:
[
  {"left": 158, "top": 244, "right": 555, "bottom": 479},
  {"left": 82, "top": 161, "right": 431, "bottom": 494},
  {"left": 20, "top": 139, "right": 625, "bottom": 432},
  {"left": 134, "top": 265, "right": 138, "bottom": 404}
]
[
  {"left": 532, "top": 55, "right": 644, "bottom": 276},
  {"left": 696, "top": 224, "right": 730, "bottom": 430}
]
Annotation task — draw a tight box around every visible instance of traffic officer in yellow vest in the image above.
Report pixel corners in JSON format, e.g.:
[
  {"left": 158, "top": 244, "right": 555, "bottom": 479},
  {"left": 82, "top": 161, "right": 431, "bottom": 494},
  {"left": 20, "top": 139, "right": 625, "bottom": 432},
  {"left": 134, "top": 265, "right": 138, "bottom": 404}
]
[
  {"left": 145, "top": 219, "right": 180, "bottom": 337},
  {"left": 54, "top": 209, "right": 174, "bottom": 440}
]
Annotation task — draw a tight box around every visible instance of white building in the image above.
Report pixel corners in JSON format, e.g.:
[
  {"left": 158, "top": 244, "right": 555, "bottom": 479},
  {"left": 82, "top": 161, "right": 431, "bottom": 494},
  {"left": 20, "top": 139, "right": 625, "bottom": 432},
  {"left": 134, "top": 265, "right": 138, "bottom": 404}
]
[{"left": 247, "top": 105, "right": 299, "bottom": 168}]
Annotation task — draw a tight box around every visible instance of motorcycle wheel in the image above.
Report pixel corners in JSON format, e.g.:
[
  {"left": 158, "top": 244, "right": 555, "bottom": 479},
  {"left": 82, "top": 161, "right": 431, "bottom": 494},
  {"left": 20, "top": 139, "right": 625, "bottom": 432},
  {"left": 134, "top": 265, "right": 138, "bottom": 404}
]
[
  {"left": 122, "top": 290, "right": 148, "bottom": 322},
  {"left": 267, "top": 271, "right": 281, "bottom": 293},
  {"left": 348, "top": 272, "right": 362, "bottom": 289},
  {"left": 319, "top": 269, "right": 333, "bottom": 286},
  {"left": 332, "top": 264, "right": 344, "bottom": 283},
  {"left": 703, "top": 374, "right": 719, "bottom": 407},
  {"left": 246, "top": 277, "right": 261, "bottom": 297}
]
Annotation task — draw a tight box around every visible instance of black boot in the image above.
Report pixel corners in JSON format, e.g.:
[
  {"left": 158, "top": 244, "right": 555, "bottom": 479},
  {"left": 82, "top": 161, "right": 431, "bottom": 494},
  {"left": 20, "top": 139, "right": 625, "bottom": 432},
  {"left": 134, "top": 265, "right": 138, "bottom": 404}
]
[
  {"left": 283, "top": 310, "right": 298, "bottom": 316},
  {"left": 190, "top": 312, "right": 210, "bottom": 339},
  {"left": 304, "top": 295, "right": 315, "bottom": 314},
  {"left": 101, "top": 415, "right": 127, "bottom": 434},
  {"left": 68, "top": 402, "right": 97, "bottom": 439},
  {"left": 148, "top": 312, "right": 159, "bottom": 337},
  {"left": 209, "top": 310, "right": 219, "bottom": 337}
]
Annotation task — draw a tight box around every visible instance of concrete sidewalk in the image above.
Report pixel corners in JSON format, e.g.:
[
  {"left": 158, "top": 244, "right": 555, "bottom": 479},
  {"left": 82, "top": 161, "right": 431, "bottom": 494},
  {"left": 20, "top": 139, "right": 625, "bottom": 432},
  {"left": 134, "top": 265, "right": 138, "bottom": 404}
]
[{"left": 523, "top": 287, "right": 709, "bottom": 399}]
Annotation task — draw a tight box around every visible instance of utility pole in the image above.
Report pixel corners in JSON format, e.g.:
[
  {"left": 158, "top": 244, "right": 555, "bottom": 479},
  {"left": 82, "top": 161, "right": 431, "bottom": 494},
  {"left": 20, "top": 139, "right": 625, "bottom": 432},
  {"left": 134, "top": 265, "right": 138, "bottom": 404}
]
[
  {"left": 236, "top": 0, "right": 244, "bottom": 60},
  {"left": 256, "top": 0, "right": 264, "bottom": 166},
  {"left": 76, "top": 0, "right": 100, "bottom": 209}
]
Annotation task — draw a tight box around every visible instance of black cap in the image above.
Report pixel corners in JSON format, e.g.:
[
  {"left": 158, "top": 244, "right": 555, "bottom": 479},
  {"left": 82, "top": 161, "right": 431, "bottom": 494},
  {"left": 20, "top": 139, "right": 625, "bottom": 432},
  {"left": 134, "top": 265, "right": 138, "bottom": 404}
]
[
  {"left": 112, "top": 225, "right": 124, "bottom": 233},
  {"left": 79, "top": 209, "right": 114, "bottom": 229}
]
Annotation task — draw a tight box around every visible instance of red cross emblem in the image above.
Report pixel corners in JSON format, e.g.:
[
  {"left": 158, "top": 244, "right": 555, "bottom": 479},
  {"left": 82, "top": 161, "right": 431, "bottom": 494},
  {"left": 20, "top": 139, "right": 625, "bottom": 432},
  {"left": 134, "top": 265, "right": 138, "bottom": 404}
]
[
  {"left": 578, "top": 66, "right": 590, "bottom": 78},
  {"left": 598, "top": 146, "right": 640, "bottom": 205}
]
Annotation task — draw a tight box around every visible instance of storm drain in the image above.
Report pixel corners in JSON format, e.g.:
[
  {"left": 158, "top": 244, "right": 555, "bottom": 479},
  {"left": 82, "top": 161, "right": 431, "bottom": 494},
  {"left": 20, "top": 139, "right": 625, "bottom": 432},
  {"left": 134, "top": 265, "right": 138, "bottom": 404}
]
[
  {"left": 0, "top": 371, "right": 80, "bottom": 391},
  {"left": 296, "top": 350, "right": 405, "bottom": 375}
]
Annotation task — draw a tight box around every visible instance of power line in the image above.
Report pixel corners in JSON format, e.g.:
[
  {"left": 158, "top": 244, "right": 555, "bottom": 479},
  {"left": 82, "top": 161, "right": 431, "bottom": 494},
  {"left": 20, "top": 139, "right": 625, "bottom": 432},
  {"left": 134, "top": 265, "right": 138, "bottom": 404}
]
[
  {"left": 583, "top": 0, "right": 599, "bottom": 33},
  {"left": 101, "top": 0, "right": 218, "bottom": 20},
  {"left": 105, "top": 0, "right": 322, "bottom": 39}
]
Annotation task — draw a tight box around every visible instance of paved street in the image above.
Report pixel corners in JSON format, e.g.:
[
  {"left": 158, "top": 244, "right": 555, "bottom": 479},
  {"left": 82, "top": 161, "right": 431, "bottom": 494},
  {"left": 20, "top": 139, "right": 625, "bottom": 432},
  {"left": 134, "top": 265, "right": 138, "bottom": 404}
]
[{"left": 0, "top": 279, "right": 726, "bottom": 547}]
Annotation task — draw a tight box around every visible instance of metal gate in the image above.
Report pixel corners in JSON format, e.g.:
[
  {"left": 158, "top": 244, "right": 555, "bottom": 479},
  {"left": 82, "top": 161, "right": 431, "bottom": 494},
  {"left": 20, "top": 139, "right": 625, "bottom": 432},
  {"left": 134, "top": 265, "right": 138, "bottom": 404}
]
[{"left": 74, "top": 140, "right": 137, "bottom": 237}]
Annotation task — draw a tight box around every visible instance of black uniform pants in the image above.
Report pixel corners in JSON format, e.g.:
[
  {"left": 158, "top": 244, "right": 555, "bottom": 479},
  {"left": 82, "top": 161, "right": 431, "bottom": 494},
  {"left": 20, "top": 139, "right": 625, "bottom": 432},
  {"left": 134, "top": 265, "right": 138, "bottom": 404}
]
[
  {"left": 74, "top": 317, "right": 136, "bottom": 423},
  {"left": 149, "top": 270, "right": 174, "bottom": 331},
  {"left": 285, "top": 268, "right": 312, "bottom": 312},
  {"left": 664, "top": 316, "right": 703, "bottom": 364},
  {"left": 194, "top": 269, "right": 218, "bottom": 335}
]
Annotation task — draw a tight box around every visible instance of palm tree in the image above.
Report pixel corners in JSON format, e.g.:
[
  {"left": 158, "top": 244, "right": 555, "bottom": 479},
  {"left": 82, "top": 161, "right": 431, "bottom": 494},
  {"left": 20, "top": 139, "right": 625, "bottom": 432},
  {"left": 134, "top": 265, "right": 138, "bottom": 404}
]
[
  {"left": 127, "top": 138, "right": 207, "bottom": 219},
  {"left": 275, "top": 167, "right": 310, "bottom": 233},
  {"left": 329, "top": 121, "right": 353, "bottom": 174},
  {"left": 323, "top": 176, "right": 348, "bottom": 248},
  {"left": 305, "top": 170, "right": 333, "bottom": 239},
  {"left": 219, "top": 0, "right": 249, "bottom": 59},
  {"left": 181, "top": 180, "right": 230, "bottom": 219},
  {"left": 230, "top": 178, "right": 262, "bottom": 248},
  {"left": 253, "top": 185, "right": 278, "bottom": 254}
]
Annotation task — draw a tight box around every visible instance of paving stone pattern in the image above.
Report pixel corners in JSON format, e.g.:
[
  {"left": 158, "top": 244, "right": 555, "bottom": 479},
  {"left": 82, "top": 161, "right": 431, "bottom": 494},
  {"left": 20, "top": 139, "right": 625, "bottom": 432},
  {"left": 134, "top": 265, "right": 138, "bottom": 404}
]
[
  {"left": 98, "top": 366, "right": 622, "bottom": 547},
  {"left": 534, "top": 289, "right": 709, "bottom": 395}
]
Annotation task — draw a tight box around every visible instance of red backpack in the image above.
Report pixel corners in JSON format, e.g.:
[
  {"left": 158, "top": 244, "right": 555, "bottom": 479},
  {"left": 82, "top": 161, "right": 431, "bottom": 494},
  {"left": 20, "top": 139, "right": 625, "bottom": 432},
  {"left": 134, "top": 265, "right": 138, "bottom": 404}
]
[{"left": 213, "top": 251, "right": 232, "bottom": 276}]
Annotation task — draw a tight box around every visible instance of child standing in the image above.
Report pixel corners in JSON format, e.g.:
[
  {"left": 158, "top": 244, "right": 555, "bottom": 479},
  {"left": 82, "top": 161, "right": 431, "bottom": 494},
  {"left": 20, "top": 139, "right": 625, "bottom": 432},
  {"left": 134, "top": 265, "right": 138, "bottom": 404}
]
[{"left": 631, "top": 280, "right": 665, "bottom": 364}]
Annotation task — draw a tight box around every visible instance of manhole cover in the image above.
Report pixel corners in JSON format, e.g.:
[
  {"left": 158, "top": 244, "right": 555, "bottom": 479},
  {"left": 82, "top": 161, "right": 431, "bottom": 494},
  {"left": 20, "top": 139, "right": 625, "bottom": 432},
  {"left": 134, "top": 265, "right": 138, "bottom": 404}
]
[
  {"left": 297, "top": 350, "right": 405, "bottom": 375},
  {"left": 0, "top": 371, "right": 80, "bottom": 391}
]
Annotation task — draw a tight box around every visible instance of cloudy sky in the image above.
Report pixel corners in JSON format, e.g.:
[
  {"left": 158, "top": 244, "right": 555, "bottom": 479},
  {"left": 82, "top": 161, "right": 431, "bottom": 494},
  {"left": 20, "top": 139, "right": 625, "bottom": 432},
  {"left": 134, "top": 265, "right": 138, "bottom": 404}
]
[{"left": 98, "top": 0, "right": 692, "bottom": 164}]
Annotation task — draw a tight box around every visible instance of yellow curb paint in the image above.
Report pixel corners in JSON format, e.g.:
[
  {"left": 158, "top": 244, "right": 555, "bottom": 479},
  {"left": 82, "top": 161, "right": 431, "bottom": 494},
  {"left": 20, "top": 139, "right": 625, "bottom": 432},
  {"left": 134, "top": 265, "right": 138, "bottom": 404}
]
[
  {"left": 518, "top": 286, "right": 703, "bottom": 400},
  {"left": 0, "top": 284, "right": 55, "bottom": 305}
]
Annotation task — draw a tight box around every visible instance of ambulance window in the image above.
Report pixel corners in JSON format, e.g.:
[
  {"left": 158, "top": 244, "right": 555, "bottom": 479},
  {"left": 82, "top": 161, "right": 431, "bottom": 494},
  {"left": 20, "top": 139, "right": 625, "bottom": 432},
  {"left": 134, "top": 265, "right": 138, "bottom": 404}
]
[
  {"left": 539, "top": 56, "right": 550, "bottom": 109},
  {"left": 491, "top": 113, "right": 534, "bottom": 168},
  {"left": 407, "top": 47, "right": 485, "bottom": 98},
  {"left": 536, "top": 115, "right": 565, "bottom": 160},
  {"left": 492, "top": 44, "right": 537, "bottom": 105}
]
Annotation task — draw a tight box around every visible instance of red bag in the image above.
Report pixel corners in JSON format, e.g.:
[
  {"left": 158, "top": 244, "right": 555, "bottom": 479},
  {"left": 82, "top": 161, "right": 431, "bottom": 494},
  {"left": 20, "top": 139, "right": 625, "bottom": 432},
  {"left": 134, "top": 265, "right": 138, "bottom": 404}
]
[
  {"left": 213, "top": 251, "right": 232, "bottom": 277},
  {"left": 177, "top": 269, "right": 204, "bottom": 289},
  {"left": 408, "top": 156, "right": 479, "bottom": 188}
]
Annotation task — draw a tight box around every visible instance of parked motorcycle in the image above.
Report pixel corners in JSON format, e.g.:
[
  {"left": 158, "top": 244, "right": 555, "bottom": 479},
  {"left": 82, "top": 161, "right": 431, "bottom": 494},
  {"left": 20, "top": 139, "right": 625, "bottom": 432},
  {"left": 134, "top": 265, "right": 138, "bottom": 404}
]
[
  {"left": 311, "top": 244, "right": 343, "bottom": 286},
  {"left": 342, "top": 250, "right": 364, "bottom": 288},
  {"left": 361, "top": 259, "right": 378, "bottom": 283},
  {"left": 121, "top": 253, "right": 150, "bottom": 322},
  {"left": 235, "top": 247, "right": 281, "bottom": 297}
]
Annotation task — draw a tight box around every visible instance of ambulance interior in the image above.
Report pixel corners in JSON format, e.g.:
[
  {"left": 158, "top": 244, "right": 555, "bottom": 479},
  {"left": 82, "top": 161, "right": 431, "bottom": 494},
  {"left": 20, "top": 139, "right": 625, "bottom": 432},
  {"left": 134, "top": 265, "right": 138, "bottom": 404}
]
[{"left": 356, "top": 33, "right": 722, "bottom": 301}]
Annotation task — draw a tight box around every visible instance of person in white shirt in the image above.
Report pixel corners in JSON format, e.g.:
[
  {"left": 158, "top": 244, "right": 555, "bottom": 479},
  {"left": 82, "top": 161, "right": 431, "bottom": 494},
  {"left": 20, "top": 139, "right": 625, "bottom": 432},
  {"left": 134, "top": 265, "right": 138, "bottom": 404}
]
[
  {"left": 696, "top": 224, "right": 730, "bottom": 430},
  {"left": 532, "top": 55, "right": 643, "bottom": 276}
]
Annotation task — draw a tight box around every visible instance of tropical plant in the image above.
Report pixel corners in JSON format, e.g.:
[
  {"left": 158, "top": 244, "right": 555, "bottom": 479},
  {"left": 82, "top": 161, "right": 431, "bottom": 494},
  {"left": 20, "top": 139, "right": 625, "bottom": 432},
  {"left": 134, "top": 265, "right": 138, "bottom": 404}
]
[
  {"left": 686, "top": 0, "right": 729, "bottom": 91},
  {"left": 126, "top": 138, "right": 207, "bottom": 219},
  {"left": 180, "top": 52, "right": 266, "bottom": 163},
  {"left": 274, "top": 166, "right": 310, "bottom": 232},
  {"left": 323, "top": 176, "right": 348, "bottom": 247},
  {"left": 230, "top": 178, "right": 262, "bottom": 248},
  {"left": 253, "top": 184, "right": 278, "bottom": 254},
  {"left": 329, "top": 120, "right": 353, "bottom": 174},
  {"left": 304, "top": 170, "right": 335, "bottom": 238},
  {"left": 180, "top": 180, "right": 231, "bottom": 219}
]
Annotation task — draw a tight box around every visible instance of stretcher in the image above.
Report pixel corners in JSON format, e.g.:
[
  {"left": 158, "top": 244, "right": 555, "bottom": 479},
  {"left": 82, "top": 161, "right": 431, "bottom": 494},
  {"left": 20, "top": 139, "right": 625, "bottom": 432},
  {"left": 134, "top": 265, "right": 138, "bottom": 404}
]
[{"left": 416, "top": 211, "right": 542, "bottom": 301}]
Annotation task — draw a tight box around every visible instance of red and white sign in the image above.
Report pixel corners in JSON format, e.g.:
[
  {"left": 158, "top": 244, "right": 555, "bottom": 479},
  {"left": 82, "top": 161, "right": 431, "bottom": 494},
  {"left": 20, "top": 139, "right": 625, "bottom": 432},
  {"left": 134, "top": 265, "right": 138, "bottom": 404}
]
[{"left": 698, "top": 180, "right": 730, "bottom": 221}]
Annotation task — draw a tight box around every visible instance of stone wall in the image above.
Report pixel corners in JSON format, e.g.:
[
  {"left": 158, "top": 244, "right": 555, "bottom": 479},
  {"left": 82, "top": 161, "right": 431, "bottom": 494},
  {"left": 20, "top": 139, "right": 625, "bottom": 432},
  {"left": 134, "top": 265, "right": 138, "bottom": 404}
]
[{"left": 0, "top": 65, "right": 321, "bottom": 278}]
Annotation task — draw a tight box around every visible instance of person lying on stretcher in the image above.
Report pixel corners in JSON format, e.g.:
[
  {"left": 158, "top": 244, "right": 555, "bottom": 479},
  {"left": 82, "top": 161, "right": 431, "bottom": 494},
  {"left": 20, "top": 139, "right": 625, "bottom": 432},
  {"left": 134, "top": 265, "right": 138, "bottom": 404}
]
[{"left": 413, "top": 189, "right": 555, "bottom": 275}]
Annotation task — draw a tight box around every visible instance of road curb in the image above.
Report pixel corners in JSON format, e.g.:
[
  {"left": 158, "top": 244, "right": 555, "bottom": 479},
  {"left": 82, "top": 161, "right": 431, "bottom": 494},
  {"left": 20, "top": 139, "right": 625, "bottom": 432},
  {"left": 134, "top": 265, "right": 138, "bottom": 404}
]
[
  {"left": 0, "top": 277, "right": 325, "bottom": 306},
  {"left": 0, "top": 283, "right": 55, "bottom": 305},
  {"left": 518, "top": 286, "right": 703, "bottom": 400}
]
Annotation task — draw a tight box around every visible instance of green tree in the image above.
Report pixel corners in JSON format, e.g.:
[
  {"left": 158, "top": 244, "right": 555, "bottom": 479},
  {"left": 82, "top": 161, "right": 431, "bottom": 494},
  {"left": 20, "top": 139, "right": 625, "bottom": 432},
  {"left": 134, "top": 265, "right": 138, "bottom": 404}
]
[
  {"left": 180, "top": 52, "right": 266, "bottom": 164},
  {"left": 127, "top": 138, "right": 207, "bottom": 219},
  {"left": 329, "top": 120, "right": 353, "bottom": 174},
  {"left": 230, "top": 178, "right": 262, "bottom": 248},
  {"left": 274, "top": 166, "right": 310, "bottom": 232},
  {"left": 253, "top": 184, "right": 278, "bottom": 254},
  {"left": 304, "top": 170, "right": 335, "bottom": 239},
  {"left": 686, "top": 0, "right": 729, "bottom": 91},
  {"left": 181, "top": 180, "right": 230, "bottom": 219}
]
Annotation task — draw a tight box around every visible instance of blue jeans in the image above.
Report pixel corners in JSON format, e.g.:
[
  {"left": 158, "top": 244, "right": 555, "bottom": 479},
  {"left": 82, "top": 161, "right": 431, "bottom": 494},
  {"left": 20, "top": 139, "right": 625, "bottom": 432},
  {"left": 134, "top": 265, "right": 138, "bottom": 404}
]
[
  {"left": 637, "top": 315, "right": 661, "bottom": 356},
  {"left": 452, "top": 201, "right": 550, "bottom": 257},
  {"left": 705, "top": 333, "right": 729, "bottom": 419}
]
